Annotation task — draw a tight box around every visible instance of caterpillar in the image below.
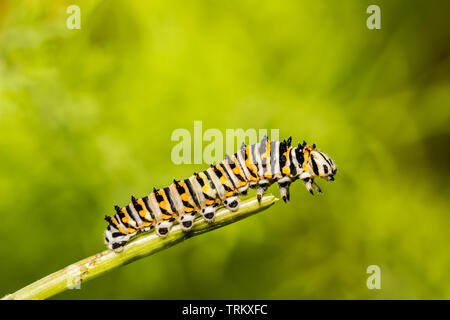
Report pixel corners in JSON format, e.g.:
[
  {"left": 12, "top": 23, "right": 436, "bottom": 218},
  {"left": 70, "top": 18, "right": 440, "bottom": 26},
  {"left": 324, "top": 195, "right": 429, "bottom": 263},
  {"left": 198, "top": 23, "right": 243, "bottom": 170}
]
[{"left": 104, "top": 136, "right": 337, "bottom": 251}]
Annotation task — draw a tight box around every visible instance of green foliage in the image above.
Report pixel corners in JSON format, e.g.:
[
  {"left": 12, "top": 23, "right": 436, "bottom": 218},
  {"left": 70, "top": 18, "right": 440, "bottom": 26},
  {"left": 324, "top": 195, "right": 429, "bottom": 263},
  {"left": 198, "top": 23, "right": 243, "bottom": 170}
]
[{"left": 0, "top": 0, "right": 449, "bottom": 299}]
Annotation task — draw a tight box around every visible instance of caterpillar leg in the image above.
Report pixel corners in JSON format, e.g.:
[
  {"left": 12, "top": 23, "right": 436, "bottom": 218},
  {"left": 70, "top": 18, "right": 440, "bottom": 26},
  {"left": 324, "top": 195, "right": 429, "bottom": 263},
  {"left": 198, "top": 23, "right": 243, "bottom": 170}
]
[
  {"left": 179, "top": 213, "right": 196, "bottom": 231},
  {"left": 311, "top": 179, "right": 322, "bottom": 194},
  {"left": 201, "top": 206, "right": 216, "bottom": 222},
  {"left": 302, "top": 177, "right": 322, "bottom": 195},
  {"left": 298, "top": 172, "right": 317, "bottom": 195},
  {"left": 104, "top": 225, "right": 130, "bottom": 252},
  {"left": 223, "top": 195, "right": 240, "bottom": 211},
  {"left": 303, "top": 178, "right": 315, "bottom": 195},
  {"left": 156, "top": 220, "right": 173, "bottom": 237},
  {"left": 108, "top": 240, "right": 128, "bottom": 252},
  {"left": 277, "top": 177, "right": 292, "bottom": 202},
  {"left": 256, "top": 179, "right": 271, "bottom": 203}
]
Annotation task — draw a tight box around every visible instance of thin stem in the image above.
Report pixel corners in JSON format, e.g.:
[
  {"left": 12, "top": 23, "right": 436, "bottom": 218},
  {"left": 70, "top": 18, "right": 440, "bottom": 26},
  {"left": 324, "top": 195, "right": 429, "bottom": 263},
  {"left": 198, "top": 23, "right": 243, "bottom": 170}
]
[{"left": 2, "top": 194, "right": 278, "bottom": 300}]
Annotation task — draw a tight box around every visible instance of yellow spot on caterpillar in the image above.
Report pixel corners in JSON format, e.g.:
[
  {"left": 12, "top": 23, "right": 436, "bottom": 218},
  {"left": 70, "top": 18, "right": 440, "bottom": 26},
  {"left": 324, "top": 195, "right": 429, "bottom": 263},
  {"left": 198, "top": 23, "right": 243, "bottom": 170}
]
[
  {"left": 245, "top": 159, "right": 257, "bottom": 176},
  {"left": 205, "top": 199, "right": 215, "bottom": 205},
  {"left": 162, "top": 213, "right": 173, "bottom": 220},
  {"left": 225, "top": 191, "right": 234, "bottom": 197},
  {"left": 136, "top": 200, "right": 149, "bottom": 218},
  {"left": 220, "top": 175, "right": 227, "bottom": 184},
  {"left": 202, "top": 185, "right": 209, "bottom": 193},
  {"left": 121, "top": 208, "right": 136, "bottom": 227},
  {"left": 159, "top": 201, "right": 168, "bottom": 210},
  {"left": 180, "top": 193, "right": 189, "bottom": 201},
  {"left": 233, "top": 167, "right": 240, "bottom": 174},
  {"left": 127, "top": 228, "right": 136, "bottom": 233},
  {"left": 112, "top": 217, "right": 125, "bottom": 234},
  {"left": 184, "top": 207, "right": 193, "bottom": 213},
  {"left": 303, "top": 146, "right": 312, "bottom": 158},
  {"left": 283, "top": 146, "right": 293, "bottom": 161},
  {"left": 139, "top": 210, "right": 147, "bottom": 218},
  {"left": 282, "top": 167, "right": 290, "bottom": 175},
  {"left": 142, "top": 222, "right": 152, "bottom": 227},
  {"left": 261, "top": 144, "right": 270, "bottom": 159}
]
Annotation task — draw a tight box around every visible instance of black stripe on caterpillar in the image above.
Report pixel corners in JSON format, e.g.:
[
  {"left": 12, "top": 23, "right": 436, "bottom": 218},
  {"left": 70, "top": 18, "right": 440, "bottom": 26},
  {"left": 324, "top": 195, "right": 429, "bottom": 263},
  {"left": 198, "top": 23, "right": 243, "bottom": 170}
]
[{"left": 104, "top": 136, "right": 337, "bottom": 251}]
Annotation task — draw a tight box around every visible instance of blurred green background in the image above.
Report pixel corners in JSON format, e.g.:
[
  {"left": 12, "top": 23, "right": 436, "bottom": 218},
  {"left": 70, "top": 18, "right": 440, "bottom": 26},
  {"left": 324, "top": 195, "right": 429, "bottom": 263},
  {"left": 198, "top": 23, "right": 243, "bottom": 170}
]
[{"left": 1, "top": 0, "right": 449, "bottom": 299}]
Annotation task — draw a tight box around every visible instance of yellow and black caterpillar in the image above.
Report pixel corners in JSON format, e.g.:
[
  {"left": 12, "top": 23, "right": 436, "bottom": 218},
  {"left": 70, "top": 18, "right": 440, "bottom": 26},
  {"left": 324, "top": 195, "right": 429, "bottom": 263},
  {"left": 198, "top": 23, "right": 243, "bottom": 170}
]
[{"left": 104, "top": 137, "right": 337, "bottom": 251}]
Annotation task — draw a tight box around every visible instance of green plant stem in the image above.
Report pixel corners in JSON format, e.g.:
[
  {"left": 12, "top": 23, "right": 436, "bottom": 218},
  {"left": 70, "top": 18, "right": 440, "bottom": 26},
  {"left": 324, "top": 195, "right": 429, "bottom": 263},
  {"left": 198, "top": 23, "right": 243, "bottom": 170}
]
[{"left": 2, "top": 194, "right": 278, "bottom": 300}]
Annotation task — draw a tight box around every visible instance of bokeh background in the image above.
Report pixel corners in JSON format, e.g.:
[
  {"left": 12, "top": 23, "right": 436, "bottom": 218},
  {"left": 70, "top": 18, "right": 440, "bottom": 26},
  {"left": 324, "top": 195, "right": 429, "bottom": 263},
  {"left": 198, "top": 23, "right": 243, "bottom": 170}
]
[{"left": 1, "top": 0, "right": 449, "bottom": 299}]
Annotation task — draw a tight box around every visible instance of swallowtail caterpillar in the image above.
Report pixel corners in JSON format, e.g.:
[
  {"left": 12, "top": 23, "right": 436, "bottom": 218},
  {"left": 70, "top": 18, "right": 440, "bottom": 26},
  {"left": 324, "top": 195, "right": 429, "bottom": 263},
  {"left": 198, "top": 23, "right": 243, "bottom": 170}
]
[{"left": 104, "top": 136, "right": 337, "bottom": 251}]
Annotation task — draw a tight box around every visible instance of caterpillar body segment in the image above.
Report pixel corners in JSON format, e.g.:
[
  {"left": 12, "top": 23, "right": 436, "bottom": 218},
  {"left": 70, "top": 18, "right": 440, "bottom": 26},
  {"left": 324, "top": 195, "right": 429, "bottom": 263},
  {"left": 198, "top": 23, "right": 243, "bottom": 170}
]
[{"left": 104, "top": 137, "right": 337, "bottom": 251}]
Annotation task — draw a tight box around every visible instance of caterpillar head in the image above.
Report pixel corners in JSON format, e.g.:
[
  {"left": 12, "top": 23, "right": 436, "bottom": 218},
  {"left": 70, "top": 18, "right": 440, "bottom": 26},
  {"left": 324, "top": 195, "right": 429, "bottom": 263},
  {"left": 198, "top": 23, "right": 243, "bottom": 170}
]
[{"left": 300, "top": 142, "right": 337, "bottom": 181}]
